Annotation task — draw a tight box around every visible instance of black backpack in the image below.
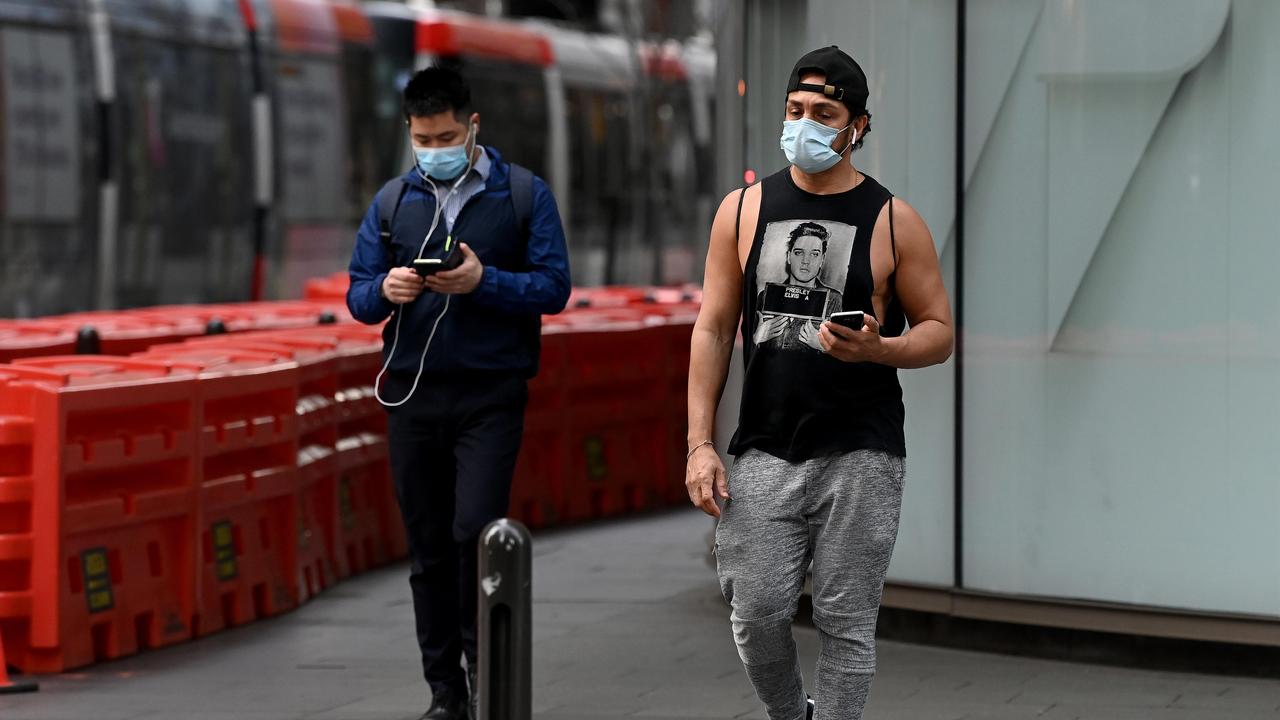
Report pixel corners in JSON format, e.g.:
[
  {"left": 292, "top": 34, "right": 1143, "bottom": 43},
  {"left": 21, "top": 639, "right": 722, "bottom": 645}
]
[{"left": 376, "top": 163, "right": 534, "bottom": 253}]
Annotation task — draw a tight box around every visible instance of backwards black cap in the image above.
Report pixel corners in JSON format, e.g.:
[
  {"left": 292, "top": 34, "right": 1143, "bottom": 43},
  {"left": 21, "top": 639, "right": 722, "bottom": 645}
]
[{"left": 786, "top": 45, "right": 869, "bottom": 116}]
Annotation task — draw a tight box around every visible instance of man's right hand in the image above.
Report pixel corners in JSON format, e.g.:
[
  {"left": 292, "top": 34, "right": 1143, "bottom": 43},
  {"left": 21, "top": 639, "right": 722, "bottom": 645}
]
[
  {"left": 382, "top": 267, "right": 427, "bottom": 305},
  {"left": 753, "top": 314, "right": 787, "bottom": 345},
  {"left": 686, "top": 445, "right": 730, "bottom": 518}
]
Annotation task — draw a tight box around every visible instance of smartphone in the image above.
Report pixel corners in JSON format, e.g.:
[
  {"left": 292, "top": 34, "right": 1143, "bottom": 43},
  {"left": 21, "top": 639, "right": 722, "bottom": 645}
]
[
  {"left": 412, "top": 243, "right": 464, "bottom": 276},
  {"left": 829, "top": 310, "right": 866, "bottom": 331},
  {"left": 412, "top": 258, "right": 443, "bottom": 276}
]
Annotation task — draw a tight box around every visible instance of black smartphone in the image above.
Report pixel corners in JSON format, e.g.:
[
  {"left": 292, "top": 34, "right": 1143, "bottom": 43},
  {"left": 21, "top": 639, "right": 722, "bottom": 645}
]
[
  {"left": 412, "top": 243, "right": 464, "bottom": 276},
  {"left": 829, "top": 310, "right": 866, "bottom": 331},
  {"left": 413, "top": 258, "right": 443, "bottom": 276}
]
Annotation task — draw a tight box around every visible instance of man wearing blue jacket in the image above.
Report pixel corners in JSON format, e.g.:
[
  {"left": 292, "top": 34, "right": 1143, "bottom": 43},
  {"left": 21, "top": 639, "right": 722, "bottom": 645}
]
[{"left": 346, "top": 66, "right": 570, "bottom": 720}]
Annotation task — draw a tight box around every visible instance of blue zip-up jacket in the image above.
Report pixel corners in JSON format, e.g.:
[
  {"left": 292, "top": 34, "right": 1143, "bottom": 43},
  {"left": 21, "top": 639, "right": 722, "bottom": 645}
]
[{"left": 346, "top": 147, "right": 571, "bottom": 380}]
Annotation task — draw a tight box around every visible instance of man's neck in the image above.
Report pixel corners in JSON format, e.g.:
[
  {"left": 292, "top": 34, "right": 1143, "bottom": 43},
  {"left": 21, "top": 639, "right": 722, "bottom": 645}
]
[{"left": 790, "top": 159, "right": 860, "bottom": 195}]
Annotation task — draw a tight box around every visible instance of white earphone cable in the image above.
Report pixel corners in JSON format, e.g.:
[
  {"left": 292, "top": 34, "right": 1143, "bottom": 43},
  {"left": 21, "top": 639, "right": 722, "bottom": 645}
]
[{"left": 375, "top": 126, "right": 477, "bottom": 408}]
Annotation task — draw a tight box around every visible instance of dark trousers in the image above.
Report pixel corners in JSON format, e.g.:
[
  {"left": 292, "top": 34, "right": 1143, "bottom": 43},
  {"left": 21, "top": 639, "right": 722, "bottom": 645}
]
[{"left": 386, "top": 372, "right": 527, "bottom": 697}]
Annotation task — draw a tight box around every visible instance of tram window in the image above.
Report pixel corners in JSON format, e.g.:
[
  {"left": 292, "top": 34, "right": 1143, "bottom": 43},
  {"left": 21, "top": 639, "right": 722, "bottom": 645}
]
[
  {"left": 0, "top": 23, "right": 93, "bottom": 317},
  {"left": 648, "top": 81, "right": 698, "bottom": 284},
  {"left": 111, "top": 32, "right": 254, "bottom": 307},
  {"left": 275, "top": 56, "right": 348, "bottom": 223},
  {"left": 650, "top": 87, "right": 696, "bottom": 216},
  {"left": 341, "top": 43, "right": 380, "bottom": 221},
  {"left": 368, "top": 15, "right": 415, "bottom": 184},
  {"left": 1, "top": 26, "right": 81, "bottom": 222},
  {"left": 101, "top": 32, "right": 152, "bottom": 307},
  {"left": 448, "top": 57, "right": 550, "bottom": 180},
  {"left": 696, "top": 92, "right": 716, "bottom": 198},
  {"left": 169, "top": 44, "right": 254, "bottom": 302},
  {"left": 564, "top": 85, "right": 631, "bottom": 286},
  {"left": 369, "top": 54, "right": 414, "bottom": 184}
]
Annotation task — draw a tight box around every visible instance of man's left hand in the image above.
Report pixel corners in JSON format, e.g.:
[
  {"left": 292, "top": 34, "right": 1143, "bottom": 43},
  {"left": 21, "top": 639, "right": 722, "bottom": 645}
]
[
  {"left": 425, "top": 243, "right": 484, "bottom": 295},
  {"left": 819, "top": 314, "right": 886, "bottom": 363}
]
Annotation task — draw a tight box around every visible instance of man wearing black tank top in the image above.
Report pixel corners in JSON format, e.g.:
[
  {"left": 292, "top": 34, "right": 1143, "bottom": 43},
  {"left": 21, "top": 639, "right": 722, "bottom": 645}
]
[{"left": 685, "top": 46, "right": 953, "bottom": 720}]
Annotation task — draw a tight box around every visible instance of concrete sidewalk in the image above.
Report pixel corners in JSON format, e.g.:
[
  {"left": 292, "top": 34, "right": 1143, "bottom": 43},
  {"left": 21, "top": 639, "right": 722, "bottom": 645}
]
[{"left": 5, "top": 510, "right": 1280, "bottom": 719}]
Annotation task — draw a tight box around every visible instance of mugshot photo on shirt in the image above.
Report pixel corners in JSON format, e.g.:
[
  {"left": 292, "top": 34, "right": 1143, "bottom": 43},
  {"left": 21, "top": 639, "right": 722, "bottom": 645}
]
[{"left": 753, "top": 218, "right": 856, "bottom": 352}]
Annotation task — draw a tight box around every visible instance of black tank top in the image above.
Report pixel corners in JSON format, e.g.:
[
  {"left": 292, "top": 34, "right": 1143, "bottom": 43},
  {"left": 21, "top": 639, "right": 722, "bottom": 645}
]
[{"left": 728, "top": 167, "right": 907, "bottom": 463}]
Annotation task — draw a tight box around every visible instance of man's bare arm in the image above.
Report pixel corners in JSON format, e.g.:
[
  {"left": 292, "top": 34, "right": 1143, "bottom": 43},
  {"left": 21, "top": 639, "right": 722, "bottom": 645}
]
[
  {"left": 875, "top": 199, "right": 953, "bottom": 369},
  {"left": 685, "top": 188, "right": 746, "bottom": 517}
]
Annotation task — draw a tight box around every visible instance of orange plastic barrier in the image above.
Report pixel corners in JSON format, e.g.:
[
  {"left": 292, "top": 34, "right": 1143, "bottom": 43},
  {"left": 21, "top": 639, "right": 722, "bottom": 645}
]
[
  {"left": 0, "top": 357, "right": 200, "bottom": 673},
  {"left": 321, "top": 327, "right": 406, "bottom": 567},
  {"left": 303, "top": 272, "right": 350, "bottom": 302},
  {"left": 322, "top": 325, "right": 387, "bottom": 438},
  {"left": 633, "top": 303, "right": 701, "bottom": 507},
  {"left": 332, "top": 432, "right": 400, "bottom": 573},
  {"left": 136, "top": 325, "right": 401, "bottom": 609},
  {"left": 558, "top": 315, "right": 667, "bottom": 521},
  {"left": 295, "top": 443, "right": 340, "bottom": 590},
  {"left": 35, "top": 313, "right": 201, "bottom": 356},
  {"left": 193, "top": 301, "right": 350, "bottom": 332},
  {"left": 511, "top": 329, "right": 567, "bottom": 528},
  {"left": 129, "top": 300, "right": 350, "bottom": 337},
  {"left": 267, "top": 337, "right": 346, "bottom": 591},
  {"left": 0, "top": 278, "right": 703, "bottom": 674},
  {"left": 0, "top": 300, "right": 351, "bottom": 364},
  {"left": 134, "top": 346, "right": 302, "bottom": 637},
  {"left": 273, "top": 325, "right": 406, "bottom": 568},
  {"left": 566, "top": 285, "right": 650, "bottom": 309},
  {"left": 0, "top": 321, "right": 76, "bottom": 363},
  {"left": 566, "top": 284, "right": 701, "bottom": 310},
  {"left": 174, "top": 332, "right": 345, "bottom": 591},
  {"left": 127, "top": 305, "right": 260, "bottom": 337}
]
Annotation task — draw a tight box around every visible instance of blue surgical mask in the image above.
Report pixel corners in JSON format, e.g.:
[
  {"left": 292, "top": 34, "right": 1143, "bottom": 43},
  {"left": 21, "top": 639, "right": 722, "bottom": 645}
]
[
  {"left": 413, "top": 125, "right": 474, "bottom": 180},
  {"left": 779, "top": 118, "right": 855, "bottom": 174}
]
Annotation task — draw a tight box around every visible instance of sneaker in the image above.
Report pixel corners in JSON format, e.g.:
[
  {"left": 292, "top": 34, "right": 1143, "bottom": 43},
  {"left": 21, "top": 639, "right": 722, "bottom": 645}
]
[
  {"left": 421, "top": 687, "right": 467, "bottom": 720},
  {"left": 807, "top": 695, "right": 815, "bottom": 719}
]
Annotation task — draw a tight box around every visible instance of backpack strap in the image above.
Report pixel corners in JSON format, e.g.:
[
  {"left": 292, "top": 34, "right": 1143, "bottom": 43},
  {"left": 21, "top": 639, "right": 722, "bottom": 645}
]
[
  {"left": 508, "top": 162, "right": 534, "bottom": 237},
  {"left": 376, "top": 177, "right": 409, "bottom": 251}
]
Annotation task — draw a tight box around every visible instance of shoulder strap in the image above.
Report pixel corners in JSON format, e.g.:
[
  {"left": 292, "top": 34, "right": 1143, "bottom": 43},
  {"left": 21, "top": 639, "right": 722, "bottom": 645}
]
[
  {"left": 734, "top": 186, "right": 746, "bottom": 241},
  {"left": 377, "top": 177, "right": 409, "bottom": 250},
  {"left": 508, "top": 163, "right": 534, "bottom": 236},
  {"left": 889, "top": 196, "right": 898, "bottom": 268}
]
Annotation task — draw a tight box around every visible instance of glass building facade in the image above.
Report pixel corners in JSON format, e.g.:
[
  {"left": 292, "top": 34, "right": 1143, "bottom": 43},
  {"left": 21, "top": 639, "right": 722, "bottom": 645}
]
[{"left": 715, "top": 0, "right": 1279, "bottom": 634}]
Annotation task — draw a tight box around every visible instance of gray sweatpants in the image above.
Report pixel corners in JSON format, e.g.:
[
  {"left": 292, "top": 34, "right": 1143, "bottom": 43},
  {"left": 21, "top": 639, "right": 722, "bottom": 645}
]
[{"left": 714, "top": 448, "right": 905, "bottom": 720}]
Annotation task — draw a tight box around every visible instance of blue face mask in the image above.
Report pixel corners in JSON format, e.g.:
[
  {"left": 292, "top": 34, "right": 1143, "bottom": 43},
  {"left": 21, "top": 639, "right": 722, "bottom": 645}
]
[
  {"left": 413, "top": 125, "right": 475, "bottom": 180},
  {"left": 779, "top": 118, "right": 855, "bottom": 174}
]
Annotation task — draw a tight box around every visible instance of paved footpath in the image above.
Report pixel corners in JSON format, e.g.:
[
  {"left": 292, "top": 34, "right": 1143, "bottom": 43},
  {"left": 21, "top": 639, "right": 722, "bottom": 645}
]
[{"left": 5, "top": 510, "right": 1280, "bottom": 720}]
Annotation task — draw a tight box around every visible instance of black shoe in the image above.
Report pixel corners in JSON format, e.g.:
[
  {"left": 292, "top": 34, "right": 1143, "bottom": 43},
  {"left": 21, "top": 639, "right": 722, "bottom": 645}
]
[
  {"left": 806, "top": 695, "right": 815, "bottom": 720},
  {"left": 421, "top": 688, "right": 468, "bottom": 720}
]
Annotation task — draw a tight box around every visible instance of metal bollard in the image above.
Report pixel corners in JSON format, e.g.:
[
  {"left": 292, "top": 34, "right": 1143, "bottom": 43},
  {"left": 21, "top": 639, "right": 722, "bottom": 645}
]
[{"left": 477, "top": 518, "right": 532, "bottom": 720}]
